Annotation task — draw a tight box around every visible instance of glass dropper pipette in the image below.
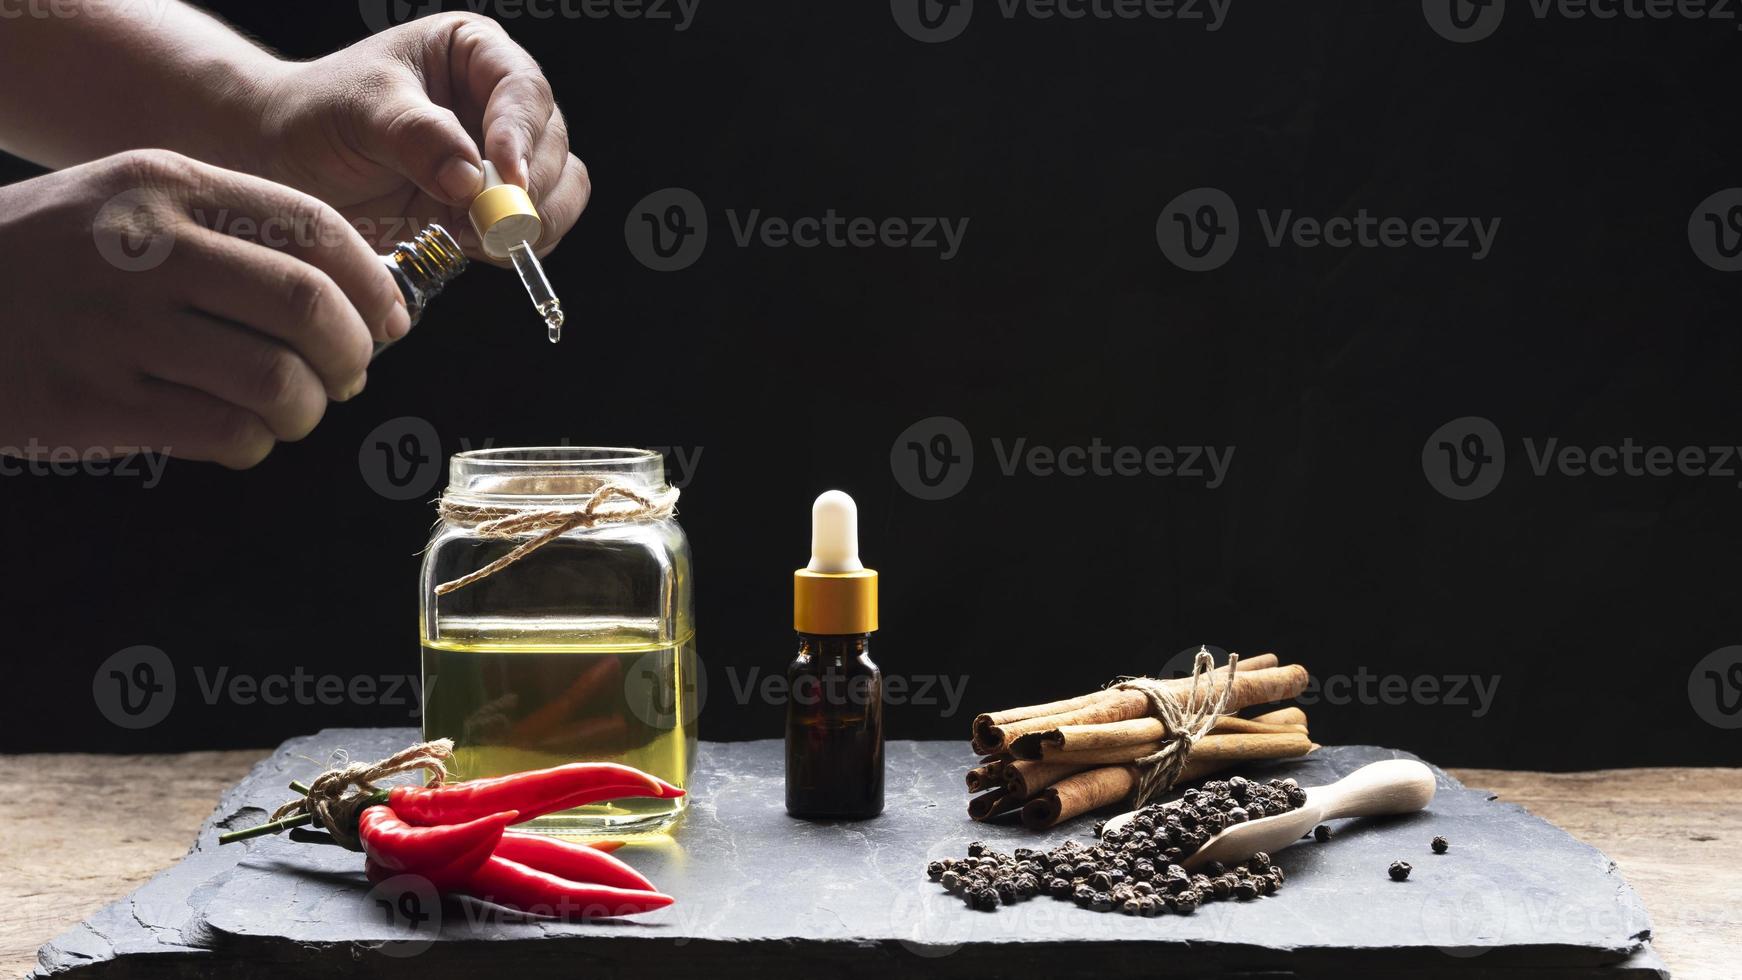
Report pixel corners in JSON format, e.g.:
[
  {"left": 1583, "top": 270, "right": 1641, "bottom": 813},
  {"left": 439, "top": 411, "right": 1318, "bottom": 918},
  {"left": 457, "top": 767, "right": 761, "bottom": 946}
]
[{"left": 469, "top": 162, "right": 565, "bottom": 343}]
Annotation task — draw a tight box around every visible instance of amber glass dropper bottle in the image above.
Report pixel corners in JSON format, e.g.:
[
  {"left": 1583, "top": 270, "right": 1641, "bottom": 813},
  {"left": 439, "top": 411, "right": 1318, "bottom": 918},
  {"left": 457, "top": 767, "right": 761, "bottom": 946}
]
[
  {"left": 786, "top": 490, "right": 884, "bottom": 820},
  {"left": 371, "top": 224, "right": 468, "bottom": 358}
]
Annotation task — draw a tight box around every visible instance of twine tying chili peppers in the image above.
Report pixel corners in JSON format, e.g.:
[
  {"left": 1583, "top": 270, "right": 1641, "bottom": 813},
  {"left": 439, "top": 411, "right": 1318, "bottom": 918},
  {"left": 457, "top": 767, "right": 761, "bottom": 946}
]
[
  {"left": 265, "top": 739, "right": 455, "bottom": 851},
  {"left": 1109, "top": 647, "right": 1240, "bottom": 807},
  {"left": 433, "top": 484, "right": 680, "bottom": 595}
]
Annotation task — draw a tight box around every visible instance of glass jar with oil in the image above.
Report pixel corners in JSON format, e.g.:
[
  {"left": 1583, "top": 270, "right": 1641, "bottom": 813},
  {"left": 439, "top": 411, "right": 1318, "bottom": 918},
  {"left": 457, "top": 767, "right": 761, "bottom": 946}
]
[{"left": 420, "top": 447, "right": 696, "bottom": 836}]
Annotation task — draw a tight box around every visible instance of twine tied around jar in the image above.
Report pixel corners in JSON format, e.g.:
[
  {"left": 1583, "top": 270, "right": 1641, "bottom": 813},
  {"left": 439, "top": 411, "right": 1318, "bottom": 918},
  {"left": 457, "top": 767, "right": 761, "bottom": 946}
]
[
  {"left": 1110, "top": 647, "right": 1240, "bottom": 807},
  {"left": 433, "top": 483, "right": 680, "bottom": 595}
]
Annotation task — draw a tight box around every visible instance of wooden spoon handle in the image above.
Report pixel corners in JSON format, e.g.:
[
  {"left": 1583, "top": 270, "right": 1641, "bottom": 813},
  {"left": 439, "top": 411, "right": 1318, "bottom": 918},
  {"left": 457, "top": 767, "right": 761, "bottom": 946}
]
[{"left": 1309, "top": 759, "right": 1436, "bottom": 821}]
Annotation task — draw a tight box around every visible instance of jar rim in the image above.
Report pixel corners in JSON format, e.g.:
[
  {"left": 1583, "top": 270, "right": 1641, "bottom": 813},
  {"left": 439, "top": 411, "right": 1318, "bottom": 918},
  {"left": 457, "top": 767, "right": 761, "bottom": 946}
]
[
  {"left": 452, "top": 446, "right": 660, "bottom": 466},
  {"left": 447, "top": 446, "right": 669, "bottom": 502}
]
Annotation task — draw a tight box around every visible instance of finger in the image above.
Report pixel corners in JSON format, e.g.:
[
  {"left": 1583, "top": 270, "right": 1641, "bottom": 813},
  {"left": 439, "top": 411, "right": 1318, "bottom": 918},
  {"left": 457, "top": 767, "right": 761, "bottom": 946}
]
[
  {"left": 451, "top": 18, "right": 555, "bottom": 189},
  {"left": 532, "top": 153, "right": 590, "bottom": 258},
  {"left": 358, "top": 74, "right": 484, "bottom": 208},
  {"left": 131, "top": 377, "right": 277, "bottom": 470},
  {"left": 140, "top": 313, "right": 328, "bottom": 443},
  {"left": 525, "top": 103, "right": 572, "bottom": 203},
  {"left": 175, "top": 229, "right": 373, "bottom": 400},
  {"left": 182, "top": 166, "right": 411, "bottom": 343}
]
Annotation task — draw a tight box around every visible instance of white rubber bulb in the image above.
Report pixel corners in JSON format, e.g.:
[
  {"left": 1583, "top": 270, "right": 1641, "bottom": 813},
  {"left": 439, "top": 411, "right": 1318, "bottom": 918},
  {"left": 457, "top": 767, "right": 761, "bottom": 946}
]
[{"left": 807, "top": 490, "right": 864, "bottom": 573}]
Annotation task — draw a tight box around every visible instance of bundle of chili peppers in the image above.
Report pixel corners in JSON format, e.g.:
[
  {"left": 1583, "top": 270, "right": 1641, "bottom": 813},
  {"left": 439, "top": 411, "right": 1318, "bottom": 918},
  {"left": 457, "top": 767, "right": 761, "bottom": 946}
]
[{"left": 221, "top": 748, "right": 683, "bottom": 920}]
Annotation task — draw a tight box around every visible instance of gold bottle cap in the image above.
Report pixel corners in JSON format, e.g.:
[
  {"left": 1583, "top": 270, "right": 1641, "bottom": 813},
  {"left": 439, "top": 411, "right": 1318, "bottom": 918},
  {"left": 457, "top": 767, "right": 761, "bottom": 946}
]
[
  {"left": 794, "top": 490, "right": 878, "bottom": 635},
  {"left": 468, "top": 161, "right": 542, "bottom": 260},
  {"left": 795, "top": 568, "right": 879, "bottom": 635}
]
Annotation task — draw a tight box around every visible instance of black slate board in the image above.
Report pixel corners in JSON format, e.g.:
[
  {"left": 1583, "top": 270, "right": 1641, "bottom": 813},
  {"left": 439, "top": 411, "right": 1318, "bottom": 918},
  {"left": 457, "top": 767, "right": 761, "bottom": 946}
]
[{"left": 33, "top": 730, "right": 1666, "bottom": 979}]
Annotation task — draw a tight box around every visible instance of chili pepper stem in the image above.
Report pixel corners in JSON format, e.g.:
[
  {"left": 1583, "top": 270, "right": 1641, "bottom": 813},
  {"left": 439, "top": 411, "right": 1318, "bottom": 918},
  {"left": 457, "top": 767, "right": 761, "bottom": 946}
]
[
  {"left": 218, "top": 812, "right": 315, "bottom": 844},
  {"left": 217, "top": 787, "right": 389, "bottom": 845}
]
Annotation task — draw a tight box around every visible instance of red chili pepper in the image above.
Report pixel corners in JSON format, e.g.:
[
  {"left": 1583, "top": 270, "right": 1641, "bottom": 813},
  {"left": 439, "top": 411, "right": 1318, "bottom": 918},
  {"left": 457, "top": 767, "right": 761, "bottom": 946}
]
[
  {"left": 358, "top": 806, "right": 518, "bottom": 889},
  {"left": 493, "top": 832, "right": 656, "bottom": 892},
  {"left": 389, "top": 763, "right": 684, "bottom": 827},
  {"left": 461, "top": 855, "right": 674, "bottom": 919}
]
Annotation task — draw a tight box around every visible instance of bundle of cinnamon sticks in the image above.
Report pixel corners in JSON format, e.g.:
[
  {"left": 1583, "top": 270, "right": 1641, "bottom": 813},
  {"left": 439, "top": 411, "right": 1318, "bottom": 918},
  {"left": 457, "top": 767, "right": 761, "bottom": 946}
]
[{"left": 966, "top": 653, "right": 1315, "bottom": 829}]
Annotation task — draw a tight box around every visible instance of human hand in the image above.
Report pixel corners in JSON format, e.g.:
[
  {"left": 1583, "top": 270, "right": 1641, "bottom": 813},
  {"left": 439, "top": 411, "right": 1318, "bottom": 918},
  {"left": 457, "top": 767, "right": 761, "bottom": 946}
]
[
  {"left": 0, "top": 150, "right": 406, "bottom": 469},
  {"left": 245, "top": 14, "right": 589, "bottom": 261}
]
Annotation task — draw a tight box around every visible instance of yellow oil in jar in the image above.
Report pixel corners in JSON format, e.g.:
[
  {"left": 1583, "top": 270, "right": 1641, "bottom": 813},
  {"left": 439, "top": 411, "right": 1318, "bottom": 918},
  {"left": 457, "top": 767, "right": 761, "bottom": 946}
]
[{"left": 422, "top": 618, "right": 696, "bottom": 837}]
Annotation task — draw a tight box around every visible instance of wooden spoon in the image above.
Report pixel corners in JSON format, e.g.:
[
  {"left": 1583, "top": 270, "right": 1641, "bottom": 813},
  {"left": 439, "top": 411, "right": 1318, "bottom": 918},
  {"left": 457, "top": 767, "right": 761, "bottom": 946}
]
[{"left": 1102, "top": 759, "right": 1437, "bottom": 872}]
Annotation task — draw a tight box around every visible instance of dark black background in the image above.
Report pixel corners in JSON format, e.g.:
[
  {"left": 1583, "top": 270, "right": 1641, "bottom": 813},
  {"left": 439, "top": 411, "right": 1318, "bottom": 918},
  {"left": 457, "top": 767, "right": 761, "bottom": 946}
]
[{"left": 3, "top": 0, "right": 1740, "bottom": 768}]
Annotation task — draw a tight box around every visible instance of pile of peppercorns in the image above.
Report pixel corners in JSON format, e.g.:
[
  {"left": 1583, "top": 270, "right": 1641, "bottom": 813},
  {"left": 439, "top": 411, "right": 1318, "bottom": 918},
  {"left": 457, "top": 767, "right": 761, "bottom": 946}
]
[{"left": 925, "top": 775, "right": 1308, "bottom": 915}]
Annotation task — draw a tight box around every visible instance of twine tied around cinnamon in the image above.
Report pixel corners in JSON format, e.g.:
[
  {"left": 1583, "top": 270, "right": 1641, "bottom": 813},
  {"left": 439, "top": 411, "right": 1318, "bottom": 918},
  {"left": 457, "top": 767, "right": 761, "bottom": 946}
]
[
  {"left": 433, "top": 483, "right": 680, "bottom": 596},
  {"left": 1110, "top": 647, "right": 1241, "bottom": 807},
  {"left": 266, "top": 739, "right": 455, "bottom": 851}
]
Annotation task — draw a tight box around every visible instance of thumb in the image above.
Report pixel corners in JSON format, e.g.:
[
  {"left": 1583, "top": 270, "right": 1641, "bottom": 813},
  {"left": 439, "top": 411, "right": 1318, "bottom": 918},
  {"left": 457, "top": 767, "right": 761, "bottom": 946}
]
[{"left": 361, "top": 85, "right": 483, "bottom": 207}]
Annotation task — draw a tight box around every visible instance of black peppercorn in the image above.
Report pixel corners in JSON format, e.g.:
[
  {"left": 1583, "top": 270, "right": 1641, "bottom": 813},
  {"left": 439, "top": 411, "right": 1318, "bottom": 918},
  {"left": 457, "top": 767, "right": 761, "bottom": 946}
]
[
  {"left": 1314, "top": 824, "right": 1333, "bottom": 843},
  {"left": 1232, "top": 878, "right": 1259, "bottom": 900},
  {"left": 1389, "top": 861, "right": 1412, "bottom": 882},
  {"left": 1432, "top": 836, "right": 1449, "bottom": 854},
  {"left": 927, "top": 860, "right": 946, "bottom": 880},
  {"left": 966, "top": 841, "right": 987, "bottom": 858}
]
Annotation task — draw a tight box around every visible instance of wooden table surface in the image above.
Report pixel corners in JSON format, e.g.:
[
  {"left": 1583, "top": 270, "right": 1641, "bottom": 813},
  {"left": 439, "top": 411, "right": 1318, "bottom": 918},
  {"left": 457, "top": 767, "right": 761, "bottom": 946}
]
[{"left": 1, "top": 753, "right": 1735, "bottom": 980}]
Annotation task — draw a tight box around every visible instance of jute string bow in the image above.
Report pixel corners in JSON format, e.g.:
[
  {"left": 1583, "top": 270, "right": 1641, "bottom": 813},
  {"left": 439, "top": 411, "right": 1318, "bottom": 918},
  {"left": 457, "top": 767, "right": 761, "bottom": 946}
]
[
  {"left": 268, "top": 739, "right": 454, "bottom": 851},
  {"left": 434, "top": 484, "right": 680, "bottom": 595},
  {"left": 1111, "top": 647, "right": 1240, "bottom": 807}
]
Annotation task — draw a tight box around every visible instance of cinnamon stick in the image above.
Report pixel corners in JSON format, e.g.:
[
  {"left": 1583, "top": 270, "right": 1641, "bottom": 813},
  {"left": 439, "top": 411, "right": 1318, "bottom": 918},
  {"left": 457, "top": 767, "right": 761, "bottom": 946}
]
[
  {"left": 1004, "top": 759, "right": 1091, "bottom": 799},
  {"left": 977, "top": 654, "right": 1281, "bottom": 755},
  {"left": 965, "top": 759, "right": 1009, "bottom": 792},
  {"left": 1007, "top": 665, "right": 1310, "bottom": 759},
  {"left": 1206, "top": 715, "right": 1308, "bottom": 736},
  {"left": 1036, "top": 730, "right": 1314, "bottom": 768},
  {"left": 1250, "top": 706, "right": 1307, "bottom": 728},
  {"left": 968, "top": 786, "right": 1023, "bottom": 821},
  {"left": 1016, "top": 731, "right": 1318, "bottom": 829},
  {"left": 1176, "top": 736, "right": 1319, "bottom": 785},
  {"left": 1020, "top": 766, "right": 1137, "bottom": 830}
]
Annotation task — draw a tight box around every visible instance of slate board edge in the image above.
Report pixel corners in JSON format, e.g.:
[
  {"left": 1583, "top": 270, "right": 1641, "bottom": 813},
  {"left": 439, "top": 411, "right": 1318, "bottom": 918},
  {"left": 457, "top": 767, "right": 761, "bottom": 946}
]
[{"left": 30, "top": 732, "right": 1668, "bottom": 979}]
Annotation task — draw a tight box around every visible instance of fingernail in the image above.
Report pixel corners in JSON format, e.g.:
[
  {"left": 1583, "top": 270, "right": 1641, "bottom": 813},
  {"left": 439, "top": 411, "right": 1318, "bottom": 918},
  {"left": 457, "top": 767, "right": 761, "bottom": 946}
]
[
  {"left": 386, "top": 303, "right": 413, "bottom": 340},
  {"left": 520, "top": 157, "right": 532, "bottom": 189},
  {"left": 438, "top": 157, "right": 483, "bottom": 203}
]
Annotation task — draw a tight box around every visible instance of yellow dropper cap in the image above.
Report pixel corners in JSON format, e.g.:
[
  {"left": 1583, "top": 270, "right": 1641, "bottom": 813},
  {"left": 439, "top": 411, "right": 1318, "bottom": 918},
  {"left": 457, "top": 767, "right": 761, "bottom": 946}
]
[{"left": 468, "top": 161, "right": 542, "bottom": 260}]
